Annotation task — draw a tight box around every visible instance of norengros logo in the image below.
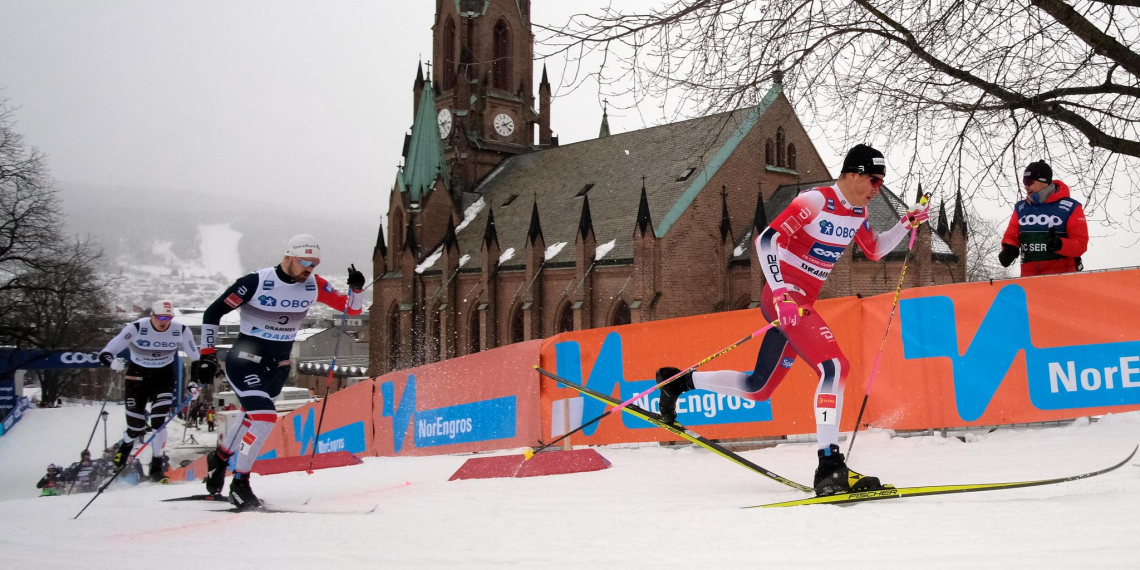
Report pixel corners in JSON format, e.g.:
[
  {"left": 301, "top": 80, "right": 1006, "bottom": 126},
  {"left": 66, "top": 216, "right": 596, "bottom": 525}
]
[
  {"left": 554, "top": 332, "right": 772, "bottom": 435},
  {"left": 901, "top": 284, "right": 1140, "bottom": 421}
]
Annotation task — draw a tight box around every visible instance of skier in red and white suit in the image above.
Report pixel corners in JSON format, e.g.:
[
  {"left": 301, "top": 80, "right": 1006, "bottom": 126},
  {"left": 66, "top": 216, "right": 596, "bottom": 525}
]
[{"left": 656, "top": 144, "right": 930, "bottom": 496}]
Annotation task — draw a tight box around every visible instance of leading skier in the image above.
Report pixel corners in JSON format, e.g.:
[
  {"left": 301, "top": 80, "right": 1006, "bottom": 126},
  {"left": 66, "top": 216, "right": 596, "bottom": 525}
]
[
  {"left": 99, "top": 299, "right": 201, "bottom": 482},
  {"left": 656, "top": 144, "right": 930, "bottom": 496},
  {"left": 196, "top": 234, "right": 364, "bottom": 509}
]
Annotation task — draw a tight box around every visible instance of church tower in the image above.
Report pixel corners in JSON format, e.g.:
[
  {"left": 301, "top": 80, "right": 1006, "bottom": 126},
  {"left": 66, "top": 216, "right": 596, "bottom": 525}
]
[{"left": 433, "top": 0, "right": 545, "bottom": 198}]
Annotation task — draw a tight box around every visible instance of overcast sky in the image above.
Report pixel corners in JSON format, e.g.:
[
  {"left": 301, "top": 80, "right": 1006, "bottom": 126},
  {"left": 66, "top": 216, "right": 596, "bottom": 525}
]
[{"left": 1, "top": 0, "right": 1136, "bottom": 272}]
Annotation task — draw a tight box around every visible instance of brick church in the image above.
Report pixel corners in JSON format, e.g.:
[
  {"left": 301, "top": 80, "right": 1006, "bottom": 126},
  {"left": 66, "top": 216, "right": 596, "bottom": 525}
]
[{"left": 369, "top": 0, "right": 968, "bottom": 375}]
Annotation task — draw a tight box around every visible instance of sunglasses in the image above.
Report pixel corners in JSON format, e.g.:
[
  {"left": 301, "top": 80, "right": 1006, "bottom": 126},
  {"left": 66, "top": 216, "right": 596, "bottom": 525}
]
[
  {"left": 865, "top": 175, "right": 884, "bottom": 188},
  {"left": 155, "top": 315, "right": 173, "bottom": 321},
  {"left": 1023, "top": 176, "right": 1038, "bottom": 186},
  {"left": 296, "top": 258, "right": 319, "bottom": 268}
]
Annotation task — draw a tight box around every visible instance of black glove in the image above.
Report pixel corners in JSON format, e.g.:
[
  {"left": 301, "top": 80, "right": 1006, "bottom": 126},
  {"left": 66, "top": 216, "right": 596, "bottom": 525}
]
[
  {"left": 347, "top": 263, "right": 365, "bottom": 291},
  {"left": 1046, "top": 229, "right": 1063, "bottom": 253},
  {"left": 197, "top": 353, "right": 219, "bottom": 380},
  {"left": 998, "top": 244, "right": 1019, "bottom": 267},
  {"left": 97, "top": 352, "right": 115, "bottom": 368}
]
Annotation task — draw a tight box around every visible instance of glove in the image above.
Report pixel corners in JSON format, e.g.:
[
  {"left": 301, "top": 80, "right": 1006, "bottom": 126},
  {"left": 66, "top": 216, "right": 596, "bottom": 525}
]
[
  {"left": 110, "top": 358, "right": 126, "bottom": 372},
  {"left": 773, "top": 292, "right": 800, "bottom": 327},
  {"left": 347, "top": 263, "right": 365, "bottom": 291},
  {"left": 998, "top": 244, "right": 1019, "bottom": 267},
  {"left": 98, "top": 352, "right": 115, "bottom": 368},
  {"left": 197, "top": 353, "right": 219, "bottom": 380},
  {"left": 1046, "top": 229, "right": 1063, "bottom": 253},
  {"left": 901, "top": 201, "right": 931, "bottom": 229}
]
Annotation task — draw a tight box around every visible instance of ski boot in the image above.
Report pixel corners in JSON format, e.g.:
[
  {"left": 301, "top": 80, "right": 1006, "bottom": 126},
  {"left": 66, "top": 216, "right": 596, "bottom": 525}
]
[
  {"left": 655, "top": 367, "right": 694, "bottom": 425},
  {"left": 228, "top": 472, "right": 261, "bottom": 511},
  {"left": 204, "top": 449, "right": 230, "bottom": 496},
  {"left": 813, "top": 444, "right": 889, "bottom": 496},
  {"left": 149, "top": 456, "right": 169, "bottom": 483},
  {"left": 112, "top": 440, "right": 134, "bottom": 468}
]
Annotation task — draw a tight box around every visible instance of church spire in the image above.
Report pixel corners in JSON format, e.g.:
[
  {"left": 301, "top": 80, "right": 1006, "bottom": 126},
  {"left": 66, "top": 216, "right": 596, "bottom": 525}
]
[
  {"left": 719, "top": 186, "right": 732, "bottom": 242},
  {"left": 753, "top": 181, "right": 769, "bottom": 231},
  {"left": 401, "top": 74, "right": 446, "bottom": 203},
  {"left": 635, "top": 176, "right": 653, "bottom": 237},
  {"left": 598, "top": 100, "right": 611, "bottom": 138},
  {"left": 528, "top": 196, "right": 544, "bottom": 245}
]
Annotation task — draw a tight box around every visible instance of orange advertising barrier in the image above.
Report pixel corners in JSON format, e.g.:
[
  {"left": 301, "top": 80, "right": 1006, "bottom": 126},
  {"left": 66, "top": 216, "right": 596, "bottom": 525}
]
[
  {"left": 371, "top": 340, "right": 543, "bottom": 456},
  {"left": 275, "top": 380, "right": 375, "bottom": 458},
  {"left": 539, "top": 269, "right": 1140, "bottom": 445}
]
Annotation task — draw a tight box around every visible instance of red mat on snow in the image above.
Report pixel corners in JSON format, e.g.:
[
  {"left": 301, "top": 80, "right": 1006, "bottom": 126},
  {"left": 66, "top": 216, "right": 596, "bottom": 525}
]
[{"left": 449, "top": 448, "right": 611, "bottom": 481}]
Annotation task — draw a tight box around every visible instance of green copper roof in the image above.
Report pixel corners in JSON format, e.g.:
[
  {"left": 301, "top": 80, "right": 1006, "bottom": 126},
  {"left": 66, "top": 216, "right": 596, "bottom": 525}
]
[
  {"left": 656, "top": 84, "right": 781, "bottom": 237},
  {"left": 402, "top": 86, "right": 446, "bottom": 202}
]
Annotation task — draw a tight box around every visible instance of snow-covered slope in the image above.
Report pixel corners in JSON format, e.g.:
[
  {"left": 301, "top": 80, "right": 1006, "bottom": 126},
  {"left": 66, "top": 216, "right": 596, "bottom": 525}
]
[{"left": 2, "top": 410, "right": 1139, "bottom": 569}]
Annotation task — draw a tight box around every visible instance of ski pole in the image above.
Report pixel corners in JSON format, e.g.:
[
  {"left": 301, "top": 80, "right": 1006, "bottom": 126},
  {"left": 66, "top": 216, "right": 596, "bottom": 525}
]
[
  {"left": 847, "top": 192, "right": 930, "bottom": 459},
  {"left": 305, "top": 290, "right": 353, "bottom": 474},
  {"left": 69, "top": 378, "right": 117, "bottom": 495},
  {"left": 526, "top": 319, "right": 780, "bottom": 458},
  {"left": 72, "top": 395, "right": 194, "bottom": 520}
]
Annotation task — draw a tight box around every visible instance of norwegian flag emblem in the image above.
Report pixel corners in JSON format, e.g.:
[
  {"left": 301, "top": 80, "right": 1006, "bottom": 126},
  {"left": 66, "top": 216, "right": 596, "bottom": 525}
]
[
  {"left": 224, "top": 293, "right": 243, "bottom": 308},
  {"left": 305, "top": 248, "right": 313, "bottom": 254}
]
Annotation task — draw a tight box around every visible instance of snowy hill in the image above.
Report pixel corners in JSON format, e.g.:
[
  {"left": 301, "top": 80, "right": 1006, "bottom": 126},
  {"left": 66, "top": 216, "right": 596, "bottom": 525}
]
[{"left": 1, "top": 408, "right": 1139, "bottom": 568}]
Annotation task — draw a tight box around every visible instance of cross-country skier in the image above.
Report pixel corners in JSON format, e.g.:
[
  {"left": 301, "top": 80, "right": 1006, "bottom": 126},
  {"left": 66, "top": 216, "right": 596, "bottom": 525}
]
[
  {"left": 196, "top": 234, "right": 364, "bottom": 509},
  {"left": 655, "top": 144, "right": 930, "bottom": 496},
  {"left": 99, "top": 299, "right": 202, "bottom": 483}
]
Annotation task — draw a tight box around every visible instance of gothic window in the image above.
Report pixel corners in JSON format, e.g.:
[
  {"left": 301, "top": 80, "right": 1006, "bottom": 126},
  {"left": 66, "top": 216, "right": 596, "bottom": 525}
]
[
  {"left": 469, "top": 308, "right": 481, "bottom": 354},
  {"left": 493, "top": 20, "right": 511, "bottom": 90},
  {"left": 610, "top": 300, "right": 631, "bottom": 327},
  {"left": 765, "top": 139, "right": 774, "bottom": 165},
  {"left": 556, "top": 302, "right": 574, "bottom": 334},
  {"left": 776, "top": 127, "right": 786, "bottom": 167},
  {"left": 510, "top": 304, "right": 526, "bottom": 343},
  {"left": 443, "top": 17, "right": 457, "bottom": 91},
  {"left": 387, "top": 305, "right": 401, "bottom": 371},
  {"left": 787, "top": 143, "right": 797, "bottom": 170}
]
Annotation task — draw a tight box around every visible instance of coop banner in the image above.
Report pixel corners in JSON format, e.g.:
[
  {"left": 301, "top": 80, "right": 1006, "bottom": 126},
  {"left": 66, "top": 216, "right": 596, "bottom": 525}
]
[
  {"left": 371, "top": 340, "right": 543, "bottom": 456},
  {"left": 537, "top": 297, "right": 863, "bottom": 446}
]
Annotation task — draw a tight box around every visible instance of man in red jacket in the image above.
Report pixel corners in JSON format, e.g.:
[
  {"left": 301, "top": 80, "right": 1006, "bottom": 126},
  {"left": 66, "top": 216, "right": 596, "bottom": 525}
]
[{"left": 999, "top": 160, "right": 1088, "bottom": 276}]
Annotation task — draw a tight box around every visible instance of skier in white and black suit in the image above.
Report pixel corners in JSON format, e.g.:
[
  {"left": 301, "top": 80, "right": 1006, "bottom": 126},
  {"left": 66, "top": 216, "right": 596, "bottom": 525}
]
[
  {"left": 99, "top": 299, "right": 201, "bottom": 482},
  {"left": 195, "top": 234, "right": 364, "bottom": 509}
]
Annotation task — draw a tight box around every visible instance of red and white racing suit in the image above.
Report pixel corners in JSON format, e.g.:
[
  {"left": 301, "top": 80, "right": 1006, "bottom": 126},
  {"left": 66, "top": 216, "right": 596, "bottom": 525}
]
[{"left": 691, "top": 185, "right": 910, "bottom": 450}]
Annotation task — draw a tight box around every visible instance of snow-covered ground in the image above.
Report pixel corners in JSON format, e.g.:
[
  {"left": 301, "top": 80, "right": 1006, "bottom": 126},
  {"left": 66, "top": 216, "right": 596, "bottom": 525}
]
[{"left": 2, "top": 407, "right": 1139, "bottom": 569}]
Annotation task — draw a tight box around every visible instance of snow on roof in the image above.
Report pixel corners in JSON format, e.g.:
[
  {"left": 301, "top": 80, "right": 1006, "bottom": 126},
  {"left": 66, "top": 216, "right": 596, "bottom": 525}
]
[
  {"left": 498, "top": 247, "right": 515, "bottom": 265},
  {"left": 544, "top": 242, "right": 567, "bottom": 261},
  {"left": 454, "top": 197, "right": 486, "bottom": 233},
  {"left": 415, "top": 247, "right": 444, "bottom": 274},
  {"left": 595, "top": 240, "right": 616, "bottom": 261},
  {"left": 294, "top": 327, "right": 330, "bottom": 342}
]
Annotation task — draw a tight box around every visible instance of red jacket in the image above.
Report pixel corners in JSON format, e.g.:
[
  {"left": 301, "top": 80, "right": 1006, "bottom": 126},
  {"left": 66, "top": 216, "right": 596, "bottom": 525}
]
[{"left": 1001, "top": 180, "right": 1088, "bottom": 276}]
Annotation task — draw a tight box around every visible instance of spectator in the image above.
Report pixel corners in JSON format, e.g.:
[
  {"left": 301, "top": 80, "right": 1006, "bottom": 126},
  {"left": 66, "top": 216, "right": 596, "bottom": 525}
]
[
  {"left": 206, "top": 407, "right": 216, "bottom": 432},
  {"left": 37, "top": 464, "right": 62, "bottom": 497},
  {"left": 63, "top": 450, "right": 102, "bottom": 494},
  {"left": 999, "top": 160, "right": 1088, "bottom": 276}
]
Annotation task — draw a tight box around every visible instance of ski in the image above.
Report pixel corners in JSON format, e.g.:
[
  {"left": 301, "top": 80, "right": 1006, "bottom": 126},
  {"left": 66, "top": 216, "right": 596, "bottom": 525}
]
[
  {"left": 162, "top": 494, "right": 226, "bottom": 502},
  {"left": 747, "top": 444, "right": 1137, "bottom": 508},
  {"left": 534, "top": 366, "right": 813, "bottom": 493},
  {"left": 227, "top": 503, "right": 378, "bottom": 515}
]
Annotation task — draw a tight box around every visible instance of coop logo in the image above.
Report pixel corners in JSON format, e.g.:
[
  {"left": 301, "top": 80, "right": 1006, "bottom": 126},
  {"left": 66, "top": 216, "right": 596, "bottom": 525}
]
[
  {"left": 257, "top": 295, "right": 277, "bottom": 307},
  {"left": 380, "top": 375, "right": 515, "bottom": 453},
  {"left": 59, "top": 352, "right": 99, "bottom": 364},
  {"left": 292, "top": 407, "right": 366, "bottom": 456},
  {"left": 901, "top": 284, "right": 1140, "bottom": 421},
  {"left": 1019, "top": 214, "right": 1064, "bottom": 228},
  {"left": 809, "top": 242, "right": 845, "bottom": 263},
  {"left": 553, "top": 332, "right": 771, "bottom": 435}
]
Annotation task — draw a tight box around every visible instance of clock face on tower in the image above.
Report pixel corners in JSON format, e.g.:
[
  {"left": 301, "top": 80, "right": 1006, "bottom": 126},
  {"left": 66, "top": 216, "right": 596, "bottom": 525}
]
[
  {"left": 493, "top": 113, "right": 515, "bottom": 137},
  {"left": 437, "top": 108, "right": 452, "bottom": 139}
]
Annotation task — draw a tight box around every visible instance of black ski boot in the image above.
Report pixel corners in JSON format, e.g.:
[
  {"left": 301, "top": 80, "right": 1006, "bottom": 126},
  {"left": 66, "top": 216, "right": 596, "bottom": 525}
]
[
  {"left": 112, "top": 440, "right": 133, "bottom": 468},
  {"left": 149, "top": 456, "right": 168, "bottom": 483},
  {"left": 204, "top": 449, "right": 229, "bottom": 496},
  {"left": 656, "top": 367, "right": 694, "bottom": 424},
  {"left": 228, "top": 472, "right": 261, "bottom": 511},
  {"left": 813, "top": 444, "right": 888, "bottom": 496}
]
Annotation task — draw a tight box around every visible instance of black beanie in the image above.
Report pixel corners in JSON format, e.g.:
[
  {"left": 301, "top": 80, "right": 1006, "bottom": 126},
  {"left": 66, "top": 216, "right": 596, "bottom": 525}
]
[
  {"left": 840, "top": 144, "right": 886, "bottom": 175},
  {"left": 1024, "top": 160, "right": 1052, "bottom": 183}
]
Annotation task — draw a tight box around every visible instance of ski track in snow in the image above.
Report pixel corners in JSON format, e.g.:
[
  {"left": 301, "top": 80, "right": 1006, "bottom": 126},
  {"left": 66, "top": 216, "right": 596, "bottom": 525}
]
[{"left": 3, "top": 407, "right": 1140, "bottom": 568}]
